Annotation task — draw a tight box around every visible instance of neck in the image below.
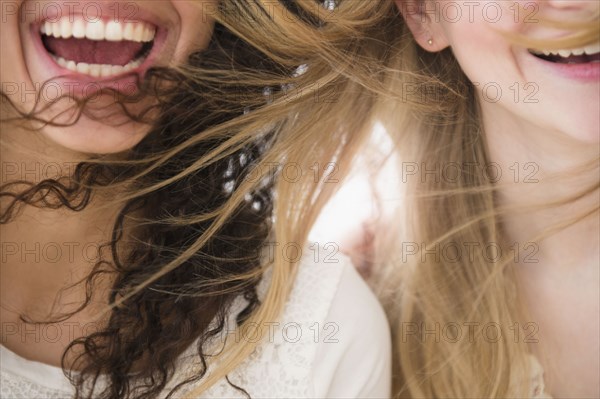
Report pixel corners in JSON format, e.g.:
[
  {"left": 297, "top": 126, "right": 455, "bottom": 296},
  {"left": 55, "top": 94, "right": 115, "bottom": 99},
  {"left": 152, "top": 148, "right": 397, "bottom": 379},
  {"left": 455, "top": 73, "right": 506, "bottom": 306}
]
[
  {"left": 1, "top": 122, "right": 121, "bottom": 320},
  {"left": 481, "top": 103, "right": 599, "bottom": 270}
]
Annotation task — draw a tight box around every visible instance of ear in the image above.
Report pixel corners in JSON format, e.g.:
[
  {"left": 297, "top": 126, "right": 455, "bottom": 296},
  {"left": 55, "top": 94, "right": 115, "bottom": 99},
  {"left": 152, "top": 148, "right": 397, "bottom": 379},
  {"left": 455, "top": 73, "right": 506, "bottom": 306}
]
[{"left": 394, "top": 0, "right": 450, "bottom": 52}]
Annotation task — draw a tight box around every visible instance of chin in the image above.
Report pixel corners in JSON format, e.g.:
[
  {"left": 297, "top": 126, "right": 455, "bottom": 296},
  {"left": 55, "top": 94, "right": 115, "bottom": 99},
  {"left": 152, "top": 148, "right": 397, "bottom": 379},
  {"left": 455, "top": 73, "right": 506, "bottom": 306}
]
[
  {"left": 41, "top": 119, "right": 149, "bottom": 155},
  {"left": 573, "top": 131, "right": 600, "bottom": 145},
  {"left": 562, "top": 119, "right": 600, "bottom": 144}
]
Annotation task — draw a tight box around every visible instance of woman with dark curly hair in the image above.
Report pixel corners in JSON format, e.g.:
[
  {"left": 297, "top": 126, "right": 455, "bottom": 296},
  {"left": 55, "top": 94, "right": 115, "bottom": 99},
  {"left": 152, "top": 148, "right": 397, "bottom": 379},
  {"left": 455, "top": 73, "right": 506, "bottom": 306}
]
[{"left": 0, "top": 1, "right": 391, "bottom": 398}]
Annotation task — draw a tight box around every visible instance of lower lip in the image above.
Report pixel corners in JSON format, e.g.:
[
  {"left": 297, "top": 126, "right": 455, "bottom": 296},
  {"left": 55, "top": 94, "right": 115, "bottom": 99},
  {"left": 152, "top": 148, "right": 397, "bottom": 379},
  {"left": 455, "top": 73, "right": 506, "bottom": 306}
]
[
  {"left": 529, "top": 53, "right": 600, "bottom": 82},
  {"left": 30, "top": 24, "right": 166, "bottom": 96}
]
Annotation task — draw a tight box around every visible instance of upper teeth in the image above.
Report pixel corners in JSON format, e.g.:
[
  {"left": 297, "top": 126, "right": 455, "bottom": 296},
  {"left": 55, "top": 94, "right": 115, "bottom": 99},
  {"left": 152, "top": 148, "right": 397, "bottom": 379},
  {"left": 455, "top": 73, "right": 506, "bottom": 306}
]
[
  {"left": 531, "top": 42, "right": 600, "bottom": 57},
  {"left": 40, "top": 17, "right": 156, "bottom": 43}
]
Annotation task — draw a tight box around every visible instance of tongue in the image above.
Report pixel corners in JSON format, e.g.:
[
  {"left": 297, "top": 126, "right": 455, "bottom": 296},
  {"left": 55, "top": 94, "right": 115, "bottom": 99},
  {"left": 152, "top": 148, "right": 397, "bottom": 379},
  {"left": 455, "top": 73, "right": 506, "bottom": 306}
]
[{"left": 43, "top": 36, "right": 145, "bottom": 66}]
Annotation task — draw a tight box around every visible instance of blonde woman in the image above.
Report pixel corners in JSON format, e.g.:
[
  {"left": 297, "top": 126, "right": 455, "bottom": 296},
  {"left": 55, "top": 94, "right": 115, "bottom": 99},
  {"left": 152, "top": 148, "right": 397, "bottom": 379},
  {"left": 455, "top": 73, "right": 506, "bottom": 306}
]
[
  {"left": 0, "top": 1, "right": 391, "bottom": 398},
  {"left": 381, "top": 1, "right": 598, "bottom": 396},
  {"left": 281, "top": 0, "right": 598, "bottom": 397}
]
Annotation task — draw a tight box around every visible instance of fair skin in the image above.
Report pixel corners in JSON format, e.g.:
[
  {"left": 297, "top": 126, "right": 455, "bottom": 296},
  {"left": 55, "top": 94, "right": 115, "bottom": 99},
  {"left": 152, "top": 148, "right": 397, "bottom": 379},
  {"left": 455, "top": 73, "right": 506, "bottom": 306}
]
[
  {"left": 395, "top": 0, "right": 599, "bottom": 397},
  {"left": 0, "top": 0, "right": 215, "bottom": 367}
]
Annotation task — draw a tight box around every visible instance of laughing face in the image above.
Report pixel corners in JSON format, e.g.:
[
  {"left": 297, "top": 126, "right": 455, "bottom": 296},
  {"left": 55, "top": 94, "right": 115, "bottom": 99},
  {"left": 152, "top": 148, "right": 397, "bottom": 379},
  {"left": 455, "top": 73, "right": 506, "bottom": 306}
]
[
  {"left": 1, "top": 0, "right": 216, "bottom": 155},
  {"left": 399, "top": 0, "right": 600, "bottom": 143}
]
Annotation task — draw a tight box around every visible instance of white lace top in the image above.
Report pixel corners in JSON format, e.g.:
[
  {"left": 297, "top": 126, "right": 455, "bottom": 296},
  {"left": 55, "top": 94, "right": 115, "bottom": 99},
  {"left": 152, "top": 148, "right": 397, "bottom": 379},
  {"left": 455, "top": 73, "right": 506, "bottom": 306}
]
[{"left": 1, "top": 249, "right": 392, "bottom": 398}]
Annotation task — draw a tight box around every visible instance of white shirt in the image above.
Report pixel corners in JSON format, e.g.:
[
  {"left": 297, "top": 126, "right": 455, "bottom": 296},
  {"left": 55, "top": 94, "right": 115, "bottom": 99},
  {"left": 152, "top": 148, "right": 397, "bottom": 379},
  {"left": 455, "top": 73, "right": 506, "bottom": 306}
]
[{"left": 1, "top": 247, "right": 391, "bottom": 398}]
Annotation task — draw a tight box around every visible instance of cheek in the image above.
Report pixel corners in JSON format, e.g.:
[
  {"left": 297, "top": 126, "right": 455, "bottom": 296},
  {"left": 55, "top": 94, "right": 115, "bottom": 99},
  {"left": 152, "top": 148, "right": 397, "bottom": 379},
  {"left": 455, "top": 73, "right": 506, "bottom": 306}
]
[
  {"left": 171, "top": 1, "right": 215, "bottom": 60},
  {"left": 436, "top": 0, "right": 537, "bottom": 54},
  {"left": 437, "top": 0, "right": 537, "bottom": 30},
  {"left": 441, "top": 23, "right": 520, "bottom": 90},
  {"left": 437, "top": 0, "right": 531, "bottom": 82},
  {"left": 1, "top": 1, "right": 26, "bottom": 89}
]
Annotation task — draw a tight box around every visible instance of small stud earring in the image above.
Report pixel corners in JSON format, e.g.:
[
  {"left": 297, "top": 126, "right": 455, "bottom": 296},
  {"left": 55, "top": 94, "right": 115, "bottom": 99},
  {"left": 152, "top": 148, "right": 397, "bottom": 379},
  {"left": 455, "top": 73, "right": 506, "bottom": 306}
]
[{"left": 427, "top": 38, "right": 433, "bottom": 46}]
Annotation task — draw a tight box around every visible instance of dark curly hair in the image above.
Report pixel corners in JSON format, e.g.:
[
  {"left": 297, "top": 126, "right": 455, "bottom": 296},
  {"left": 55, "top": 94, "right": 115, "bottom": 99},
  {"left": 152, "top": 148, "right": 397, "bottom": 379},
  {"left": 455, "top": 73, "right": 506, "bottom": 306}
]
[{"left": 1, "top": 17, "right": 286, "bottom": 399}]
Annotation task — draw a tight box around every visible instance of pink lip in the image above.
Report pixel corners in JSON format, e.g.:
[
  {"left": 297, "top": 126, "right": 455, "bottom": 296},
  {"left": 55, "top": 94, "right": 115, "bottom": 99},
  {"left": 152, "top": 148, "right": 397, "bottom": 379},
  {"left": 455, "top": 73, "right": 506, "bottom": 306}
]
[
  {"left": 528, "top": 52, "right": 600, "bottom": 82},
  {"left": 27, "top": 3, "right": 171, "bottom": 96},
  {"left": 34, "top": 25, "right": 165, "bottom": 79}
]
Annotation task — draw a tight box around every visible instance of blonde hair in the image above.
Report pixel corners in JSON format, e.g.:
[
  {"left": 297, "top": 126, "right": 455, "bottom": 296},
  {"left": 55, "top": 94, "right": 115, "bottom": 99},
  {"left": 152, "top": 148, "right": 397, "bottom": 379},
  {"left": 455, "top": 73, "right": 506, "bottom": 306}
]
[
  {"left": 180, "top": 1, "right": 390, "bottom": 393},
  {"left": 3, "top": 0, "right": 597, "bottom": 396},
  {"left": 363, "top": 5, "right": 597, "bottom": 399},
  {"left": 244, "top": 1, "right": 598, "bottom": 398}
]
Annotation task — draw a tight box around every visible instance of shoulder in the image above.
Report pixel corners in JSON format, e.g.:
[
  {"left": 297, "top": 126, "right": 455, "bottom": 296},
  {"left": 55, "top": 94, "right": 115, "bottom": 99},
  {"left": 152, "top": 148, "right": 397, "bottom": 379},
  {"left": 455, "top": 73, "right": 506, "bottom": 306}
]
[
  {"left": 257, "top": 243, "right": 392, "bottom": 398},
  {"left": 281, "top": 242, "right": 390, "bottom": 344},
  {"left": 305, "top": 246, "right": 392, "bottom": 398}
]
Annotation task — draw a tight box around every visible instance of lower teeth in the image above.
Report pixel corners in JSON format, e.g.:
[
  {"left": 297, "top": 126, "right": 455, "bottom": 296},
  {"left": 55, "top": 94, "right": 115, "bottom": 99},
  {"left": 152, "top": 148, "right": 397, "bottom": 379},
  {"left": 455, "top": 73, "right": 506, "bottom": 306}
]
[{"left": 51, "top": 55, "right": 144, "bottom": 78}]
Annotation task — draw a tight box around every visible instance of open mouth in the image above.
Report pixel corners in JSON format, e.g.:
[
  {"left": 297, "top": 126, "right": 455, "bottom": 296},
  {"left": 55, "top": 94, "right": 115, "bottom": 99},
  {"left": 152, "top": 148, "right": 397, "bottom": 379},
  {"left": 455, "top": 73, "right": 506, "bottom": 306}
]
[
  {"left": 528, "top": 43, "right": 600, "bottom": 65},
  {"left": 40, "top": 17, "right": 157, "bottom": 78}
]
